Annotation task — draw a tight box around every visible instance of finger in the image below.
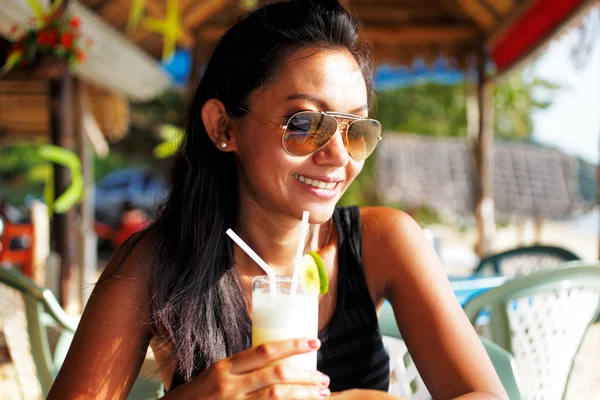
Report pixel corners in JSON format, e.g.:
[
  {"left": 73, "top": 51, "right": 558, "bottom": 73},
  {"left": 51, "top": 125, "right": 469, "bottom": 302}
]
[
  {"left": 245, "top": 384, "right": 330, "bottom": 399},
  {"left": 244, "top": 364, "right": 329, "bottom": 393},
  {"left": 230, "top": 338, "right": 320, "bottom": 374}
]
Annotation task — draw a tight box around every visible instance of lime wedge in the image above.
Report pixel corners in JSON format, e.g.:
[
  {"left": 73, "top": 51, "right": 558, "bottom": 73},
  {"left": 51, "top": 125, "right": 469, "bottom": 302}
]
[{"left": 300, "top": 251, "right": 328, "bottom": 295}]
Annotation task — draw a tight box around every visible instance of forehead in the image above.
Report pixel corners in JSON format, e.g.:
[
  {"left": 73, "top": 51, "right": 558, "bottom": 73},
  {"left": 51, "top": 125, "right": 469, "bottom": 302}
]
[{"left": 251, "top": 47, "right": 368, "bottom": 112}]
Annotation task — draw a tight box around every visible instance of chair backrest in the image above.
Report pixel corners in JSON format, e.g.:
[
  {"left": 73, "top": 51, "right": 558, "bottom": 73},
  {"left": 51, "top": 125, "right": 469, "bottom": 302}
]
[
  {"left": 378, "top": 301, "right": 522, "bottom": 400},
  {"left": 0, "top": 266, "right": 77, "bottom": 397},
  {"left": 463, "top": 265, "right": 600, "bottom": 400},
  {"left": 474, "top": 245, "right": 581, "bottom": 278},
  {"left": 0, "top": 266, "right": 165, "bottom": 399}
]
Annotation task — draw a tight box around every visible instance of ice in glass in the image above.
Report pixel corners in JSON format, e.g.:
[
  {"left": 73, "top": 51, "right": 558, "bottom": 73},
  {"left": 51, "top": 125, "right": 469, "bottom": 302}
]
[{"left": 252, "top": 275, "right": 319, "bottom": 370}]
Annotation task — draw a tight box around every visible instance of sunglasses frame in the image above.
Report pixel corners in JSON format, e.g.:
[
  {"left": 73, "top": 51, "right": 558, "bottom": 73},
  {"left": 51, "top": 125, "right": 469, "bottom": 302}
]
[{"left": 238, "top": 107, "right": 382, "bottom": 161}]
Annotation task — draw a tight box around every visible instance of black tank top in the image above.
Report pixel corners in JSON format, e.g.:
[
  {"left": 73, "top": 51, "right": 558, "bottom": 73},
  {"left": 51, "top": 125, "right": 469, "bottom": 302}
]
[{"left": 169, "top": 206, "right": 390, "bottom": 393}]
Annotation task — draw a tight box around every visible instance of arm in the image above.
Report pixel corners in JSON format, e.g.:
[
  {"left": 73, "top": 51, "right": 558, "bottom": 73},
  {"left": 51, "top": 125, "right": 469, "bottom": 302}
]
[
  {"left": 47, "top": 238, "right": 154, "bottom": 399},
  {"left": 361, "top": 208, "right": 508, "bottom": 400},
  {"left": 48, "top": 235, "right": 329, "bottom": 399}
]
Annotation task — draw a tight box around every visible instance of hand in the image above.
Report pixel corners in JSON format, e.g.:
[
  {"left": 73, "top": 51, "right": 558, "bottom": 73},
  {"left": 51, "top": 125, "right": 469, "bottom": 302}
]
[
  {"left": 187, "top": 338, "right": 330, "bottom": 399},
  {"left": 331, "top": 389, "right": 403, "bottom": 399}
]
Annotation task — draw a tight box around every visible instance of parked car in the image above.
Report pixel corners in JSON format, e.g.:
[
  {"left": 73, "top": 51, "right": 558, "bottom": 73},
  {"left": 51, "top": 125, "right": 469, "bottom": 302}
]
[
  {"left": 95, "top": 167, "right": 168, "bottom": 225},
  {"left": 94, "top": 168, "right": 168, "bottom": 252}
]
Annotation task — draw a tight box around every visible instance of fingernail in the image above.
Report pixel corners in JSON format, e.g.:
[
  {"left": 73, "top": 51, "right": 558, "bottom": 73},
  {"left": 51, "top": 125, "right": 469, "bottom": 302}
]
[
  {"left": 308, "top": 339, "right": 319, "bottom": 349},
  {"left": 320, "top": 374, "right": 330, "bottom": 386},
  {"left": 319, "top": 388, "right": 330, "bottom": 397}
]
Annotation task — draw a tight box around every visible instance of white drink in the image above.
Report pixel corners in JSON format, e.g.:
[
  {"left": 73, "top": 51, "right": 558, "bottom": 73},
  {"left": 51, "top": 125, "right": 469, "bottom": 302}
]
[{"left": 252, "top": 276, "right": 319, "bottom": 370}]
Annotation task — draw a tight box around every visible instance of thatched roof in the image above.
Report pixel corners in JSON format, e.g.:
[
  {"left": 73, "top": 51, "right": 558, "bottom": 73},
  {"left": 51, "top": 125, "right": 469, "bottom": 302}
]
[
  {"left": 375, "top": 134, "right": 588, "bottom": 219},
  {"left": 79, "top": 0, "right": 595, "bottom": 70}
]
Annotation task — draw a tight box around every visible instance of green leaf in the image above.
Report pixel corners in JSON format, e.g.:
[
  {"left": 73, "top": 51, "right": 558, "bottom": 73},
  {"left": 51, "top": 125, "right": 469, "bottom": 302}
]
[{"left": 38, "top": 145, "right": 84, "bottom": 214}]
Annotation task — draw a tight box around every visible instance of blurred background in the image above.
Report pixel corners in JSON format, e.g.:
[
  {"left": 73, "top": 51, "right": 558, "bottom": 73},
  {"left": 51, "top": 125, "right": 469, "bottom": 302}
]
[{"left": 0, "top": 0, "right": 598, "bottom": 399}]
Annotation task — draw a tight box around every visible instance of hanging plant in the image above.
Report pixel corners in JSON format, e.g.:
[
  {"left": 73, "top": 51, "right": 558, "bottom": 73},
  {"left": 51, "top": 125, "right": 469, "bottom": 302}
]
[{"left": 1, "top": 11, "right": 91, "bottom": 77}]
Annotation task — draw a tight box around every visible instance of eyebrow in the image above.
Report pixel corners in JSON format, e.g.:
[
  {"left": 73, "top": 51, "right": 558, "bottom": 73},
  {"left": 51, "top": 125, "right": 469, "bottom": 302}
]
[{"left": 286, "top": 93, "right": 369, "bottom": 115}]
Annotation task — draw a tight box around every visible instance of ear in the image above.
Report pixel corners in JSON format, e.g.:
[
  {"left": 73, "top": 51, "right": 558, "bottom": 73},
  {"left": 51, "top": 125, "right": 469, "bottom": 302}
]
[{"left": 201, "top": 98, "right": 238, "bottom": 152}]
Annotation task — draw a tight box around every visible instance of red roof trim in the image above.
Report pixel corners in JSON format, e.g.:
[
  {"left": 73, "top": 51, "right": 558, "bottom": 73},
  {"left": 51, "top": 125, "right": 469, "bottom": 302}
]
[{"left": 491, "top": 0, "right": 587, "bottom": 73}]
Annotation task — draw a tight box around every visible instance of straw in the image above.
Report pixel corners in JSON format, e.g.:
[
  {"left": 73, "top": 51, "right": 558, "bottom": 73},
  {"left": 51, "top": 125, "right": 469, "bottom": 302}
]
[
  {"left": 291, "top": 211, "right": 310, "bottom": 294},
  {"left": 226, "top": 229, "right": 276, "bottom": 294}
]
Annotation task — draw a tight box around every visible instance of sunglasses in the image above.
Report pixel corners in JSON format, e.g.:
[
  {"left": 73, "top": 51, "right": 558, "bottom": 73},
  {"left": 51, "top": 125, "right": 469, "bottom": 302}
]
[{"left": 238, "top": 107, "right": 382, "bottom": 161}]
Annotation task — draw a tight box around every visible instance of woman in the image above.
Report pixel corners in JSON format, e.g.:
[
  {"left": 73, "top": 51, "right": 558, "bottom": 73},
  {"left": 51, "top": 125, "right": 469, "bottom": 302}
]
[{"left": 48, "top": 1, "right": 508, "bottom": 399}]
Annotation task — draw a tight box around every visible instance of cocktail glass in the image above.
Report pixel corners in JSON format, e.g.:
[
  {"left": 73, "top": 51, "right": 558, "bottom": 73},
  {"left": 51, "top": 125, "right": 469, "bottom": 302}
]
[{"left": 252, "top": 275, "right": 319, "bottom": 370}]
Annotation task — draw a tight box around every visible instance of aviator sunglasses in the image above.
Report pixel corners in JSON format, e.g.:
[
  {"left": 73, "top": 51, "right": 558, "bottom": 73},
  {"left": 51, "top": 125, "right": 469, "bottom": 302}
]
[{"left": 239, "top": 107, "right": 382, "bottom": 161}]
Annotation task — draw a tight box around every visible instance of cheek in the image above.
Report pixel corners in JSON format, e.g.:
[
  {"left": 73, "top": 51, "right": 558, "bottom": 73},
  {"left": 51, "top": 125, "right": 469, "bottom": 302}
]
[
  {"left": 349, "top": 161, "right": 364, "bottom": 179},
  {"left": 235, "top": 133, "right": 296, "bottom": 183}
]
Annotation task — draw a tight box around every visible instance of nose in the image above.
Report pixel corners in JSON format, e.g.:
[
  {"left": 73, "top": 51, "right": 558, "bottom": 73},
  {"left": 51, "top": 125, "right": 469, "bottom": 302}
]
[{"left": 313, "top": 123, "right": 351, "bottom": 167}]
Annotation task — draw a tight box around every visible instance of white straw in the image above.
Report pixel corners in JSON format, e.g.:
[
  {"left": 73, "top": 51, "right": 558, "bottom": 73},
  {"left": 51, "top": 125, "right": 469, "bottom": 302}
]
[
  {"left": 226, "top": 229, "right": 276, "bottom": 294},
  {"left": 291, "top": 211, "right": 311, "bottom": 294}
]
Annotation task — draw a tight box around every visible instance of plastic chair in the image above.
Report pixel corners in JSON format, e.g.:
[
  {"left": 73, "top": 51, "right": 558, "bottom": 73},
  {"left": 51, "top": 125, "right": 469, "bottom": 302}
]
[
  {"left": 378, "top": 301, "right": 522, "bottom": 400},
  {"left": 473, "top": 245, "right": 581, "bottom": 278},
  {"left": 463, "top": 265, "right": 600, "bottom": 400},
  {"left": 0, "top": 266, "right": 163, "bottom": 399},
  {"left": 0, "top": 222, "right": 35, "bottom": 277}
]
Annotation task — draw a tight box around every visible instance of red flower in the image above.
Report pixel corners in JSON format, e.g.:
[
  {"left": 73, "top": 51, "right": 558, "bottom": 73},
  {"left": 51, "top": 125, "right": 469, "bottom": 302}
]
[
  {"left": 69, "top": 17, "right": 81, "bottom": 29},
  {"left": 75, "top": 49, "right": 86, "bottom": 63},
  {"left": 37, "top": 30, "right": 57, "bottom": 46},
  {"left": 60, "top": 32, "right": 73, "bottom": 49},
  {"left": 9, "top": 25, "right": 19, "bottom": 37}
]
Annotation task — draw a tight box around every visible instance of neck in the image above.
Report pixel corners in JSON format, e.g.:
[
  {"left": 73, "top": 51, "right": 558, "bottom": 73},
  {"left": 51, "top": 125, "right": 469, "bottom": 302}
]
[{"left": 233, "top": 200, "right": 330, "bottom": 277}]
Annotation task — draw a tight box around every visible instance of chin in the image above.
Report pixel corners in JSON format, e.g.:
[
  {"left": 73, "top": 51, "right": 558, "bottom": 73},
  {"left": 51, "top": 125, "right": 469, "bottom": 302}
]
[{"left": 294, "top": 201, "right": 337, "bottom": 223}]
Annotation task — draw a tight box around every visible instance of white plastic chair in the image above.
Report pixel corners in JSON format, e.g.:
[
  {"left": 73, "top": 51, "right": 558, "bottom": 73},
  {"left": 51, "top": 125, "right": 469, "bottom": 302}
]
[{"left": 464, "top": 264, "right": 600, "bottom": 400}]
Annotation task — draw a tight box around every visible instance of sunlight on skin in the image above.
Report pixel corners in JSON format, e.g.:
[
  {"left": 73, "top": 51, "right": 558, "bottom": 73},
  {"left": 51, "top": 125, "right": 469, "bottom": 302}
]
[{"left": 232, "top": 48, "right": 367, "bottom": 274}]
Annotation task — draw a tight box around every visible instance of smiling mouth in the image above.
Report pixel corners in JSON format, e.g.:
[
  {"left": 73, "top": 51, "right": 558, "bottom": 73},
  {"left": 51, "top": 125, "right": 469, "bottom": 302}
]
[{"left": 293, "top": 174, "right": 338, "bottom": 189}]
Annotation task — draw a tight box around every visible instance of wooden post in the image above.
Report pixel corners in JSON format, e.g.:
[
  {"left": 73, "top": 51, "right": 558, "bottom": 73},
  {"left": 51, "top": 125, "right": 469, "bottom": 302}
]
[
  {"left": 49, "top": 0, "right": 78, "bottom": 311},
  {"left": 50, "top": 69, "right": 78, "bottom": 311},
  {"left": 471, "top": 44, "right": 496, "bottom": 257},
  {"left": 75, "top": 80, "right": 97, "bottom": 309}
]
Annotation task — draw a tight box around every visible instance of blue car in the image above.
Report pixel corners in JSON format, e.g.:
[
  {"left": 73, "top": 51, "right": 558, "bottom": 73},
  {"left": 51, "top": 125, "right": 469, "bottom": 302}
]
[{"left": 95, "top": 168, "right": 168, "bottom": 227}]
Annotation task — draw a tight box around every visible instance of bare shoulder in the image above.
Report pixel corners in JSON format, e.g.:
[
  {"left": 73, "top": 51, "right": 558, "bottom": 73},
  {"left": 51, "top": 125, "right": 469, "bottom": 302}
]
[
  {"left": 359, "top": 206, "right": 422, "bottom": 240},
  {"left": 95, "top": 230, "right": 155, "bottom": 296},
  {"left": 357, "top": 207, "right": 433, "bottom": 303},
  {"left": 47, "top": 230, "right": 157, "bottom": 399}
]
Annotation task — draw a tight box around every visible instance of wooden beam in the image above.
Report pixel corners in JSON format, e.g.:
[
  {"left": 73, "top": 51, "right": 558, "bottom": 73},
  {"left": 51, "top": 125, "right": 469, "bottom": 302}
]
[
  {"left": 351, "top": 6, "right": 449, "bottom": 24},
  {"left": 486, "top": 0, "right": 536, "bottom": 45},
  {"left": 435, "top": 0, "right": 471, "bottom": 21},
  {"left": 477, "top": 0, "right": 503, "bottom": 22},
  {"left": 198, "top": 23, "right": 480, "bottom": 46},
  {"left": 182, "top": 0, "right": 233, "bottom": 32},
  {"left": 456, "top": 0, "right": 497, "bottom": 29},
  {"left": 362, "top": 25, "right": 478, "bottom": 45},
  {"left": 198, "top": 25, "right": 229, "bottom": 42}
]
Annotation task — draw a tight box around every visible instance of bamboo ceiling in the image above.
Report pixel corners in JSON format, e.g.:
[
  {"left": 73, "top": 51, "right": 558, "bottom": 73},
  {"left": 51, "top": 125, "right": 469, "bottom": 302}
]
[{"left": 80, "top": 0, "right": 534, "bottom": 68}]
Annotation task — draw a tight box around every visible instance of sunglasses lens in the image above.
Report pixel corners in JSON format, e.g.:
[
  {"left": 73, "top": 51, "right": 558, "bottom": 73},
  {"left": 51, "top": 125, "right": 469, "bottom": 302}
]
[
  {"left": 346, "top": 119, "right": 382, "bottom": 161},
  {"left": 283, "top": 112, "right": 337, "bottom": 156}
]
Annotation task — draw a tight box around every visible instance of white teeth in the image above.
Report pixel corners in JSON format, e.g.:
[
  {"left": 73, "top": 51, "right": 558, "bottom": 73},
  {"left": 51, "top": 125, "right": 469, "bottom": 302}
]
[{"left": 293, "top": 174, "right": 337, "bottom": 190}]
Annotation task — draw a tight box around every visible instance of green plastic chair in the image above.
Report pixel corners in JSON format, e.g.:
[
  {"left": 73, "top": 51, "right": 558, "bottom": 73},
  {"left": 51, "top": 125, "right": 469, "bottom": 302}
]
[
  {"left": 463, "top": 265, "right": 600, "bottom": 400},
  {"left": 0, "top": 266, "right": 163, "bottom": 399},
  {"left": 378, "top": 301, "right": 522, "bottom": 400},
  {"left": 474, "top": 245, "right": 581, "bottom": 277}
]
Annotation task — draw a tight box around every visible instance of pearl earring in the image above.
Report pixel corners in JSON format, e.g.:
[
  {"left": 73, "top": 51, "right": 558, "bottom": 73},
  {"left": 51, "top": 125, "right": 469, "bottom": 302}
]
[{"left": 220, "top": 142, "right": 227, "bottom": 149}]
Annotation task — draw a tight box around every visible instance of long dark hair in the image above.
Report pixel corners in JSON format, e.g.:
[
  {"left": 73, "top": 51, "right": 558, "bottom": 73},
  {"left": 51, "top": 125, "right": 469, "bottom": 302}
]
[{"left": 147, "top": 0, "right": 374, "bottom": 382}]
